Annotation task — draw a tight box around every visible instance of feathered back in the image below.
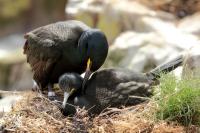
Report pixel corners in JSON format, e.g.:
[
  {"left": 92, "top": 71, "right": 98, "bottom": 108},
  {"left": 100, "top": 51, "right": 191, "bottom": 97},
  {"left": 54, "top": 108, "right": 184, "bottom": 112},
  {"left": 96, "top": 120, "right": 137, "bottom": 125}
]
[{"left": 23, "top": 20, "right": 90, "bottom": 88}]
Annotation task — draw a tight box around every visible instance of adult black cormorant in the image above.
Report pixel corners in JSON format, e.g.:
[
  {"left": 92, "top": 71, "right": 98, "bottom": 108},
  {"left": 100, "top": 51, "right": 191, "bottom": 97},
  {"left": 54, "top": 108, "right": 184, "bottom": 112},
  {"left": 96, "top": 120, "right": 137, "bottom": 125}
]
[
  {"left": 59, "top": 55, "right": 183, "bottom": 115},
  {"left": 23, "top": 20, "right": 108, "bottom": 99}
]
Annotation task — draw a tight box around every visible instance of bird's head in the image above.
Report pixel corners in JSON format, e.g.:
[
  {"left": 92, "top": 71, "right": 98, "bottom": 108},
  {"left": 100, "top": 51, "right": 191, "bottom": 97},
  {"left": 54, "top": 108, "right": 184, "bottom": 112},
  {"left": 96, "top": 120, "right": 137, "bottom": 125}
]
[
  {"left": 79, "top": 29, "right": 108, "bottom": 71},
  {"left": 58, "top": 73, "right": 83, "bottom": 109},
  {"left": 86, "top": 29, "right": 108, "bottom": 71},
  {"left": 79, "top": 29, "right": 108, "bottom": 89}
]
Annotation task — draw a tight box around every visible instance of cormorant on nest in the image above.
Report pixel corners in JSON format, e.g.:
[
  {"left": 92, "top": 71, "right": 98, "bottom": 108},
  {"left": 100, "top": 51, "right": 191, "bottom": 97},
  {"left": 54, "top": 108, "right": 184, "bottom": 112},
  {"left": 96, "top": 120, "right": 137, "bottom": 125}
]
[
  {"left": 58, "top": 55, "right": 183, "bottom": 115},
  {"left": 23, "top": 20, "right": 108, "bottom": 99}
]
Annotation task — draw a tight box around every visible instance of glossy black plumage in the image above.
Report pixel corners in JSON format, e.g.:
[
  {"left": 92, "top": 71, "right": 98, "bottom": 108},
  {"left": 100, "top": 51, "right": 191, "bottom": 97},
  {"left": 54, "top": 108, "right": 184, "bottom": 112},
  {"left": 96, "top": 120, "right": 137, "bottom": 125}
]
[
  {"left": 23, "top": 20, "right": 108, "bottom": 91},
  {"left": 59, "top": 55, "right": 183, "bottom": 115}
]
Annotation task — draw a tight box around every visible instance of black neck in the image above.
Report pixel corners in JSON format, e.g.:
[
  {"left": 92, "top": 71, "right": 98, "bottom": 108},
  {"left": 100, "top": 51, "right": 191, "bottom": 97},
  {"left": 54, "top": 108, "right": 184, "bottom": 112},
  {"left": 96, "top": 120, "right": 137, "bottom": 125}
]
[{"left": 68, "top": 89, "right": 82, "bottom": 100}]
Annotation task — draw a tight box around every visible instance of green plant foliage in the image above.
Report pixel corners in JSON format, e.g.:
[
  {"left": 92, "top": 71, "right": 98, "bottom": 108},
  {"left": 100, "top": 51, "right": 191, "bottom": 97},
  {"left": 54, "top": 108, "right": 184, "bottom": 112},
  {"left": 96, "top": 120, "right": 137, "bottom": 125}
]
[{"left": 155, "top": 73, "right": 200, "bottom": 126}]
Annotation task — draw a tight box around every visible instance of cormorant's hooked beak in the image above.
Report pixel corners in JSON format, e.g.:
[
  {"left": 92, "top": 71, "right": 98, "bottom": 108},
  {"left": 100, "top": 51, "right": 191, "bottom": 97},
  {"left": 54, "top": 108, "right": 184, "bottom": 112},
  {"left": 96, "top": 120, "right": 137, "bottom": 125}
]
[
  {"left": 62, "top": 88, "right": 76, "bottom": 108},
  {"left": 82, "top": 58, "right": 92, "bottom": 93}
]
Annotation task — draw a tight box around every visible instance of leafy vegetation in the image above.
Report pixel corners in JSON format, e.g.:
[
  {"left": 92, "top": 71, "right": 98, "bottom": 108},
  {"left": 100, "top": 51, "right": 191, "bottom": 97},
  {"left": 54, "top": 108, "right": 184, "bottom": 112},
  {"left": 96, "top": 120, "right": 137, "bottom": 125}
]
[{"left": 154, "top": 73, "right": 200, "bottom": 126}]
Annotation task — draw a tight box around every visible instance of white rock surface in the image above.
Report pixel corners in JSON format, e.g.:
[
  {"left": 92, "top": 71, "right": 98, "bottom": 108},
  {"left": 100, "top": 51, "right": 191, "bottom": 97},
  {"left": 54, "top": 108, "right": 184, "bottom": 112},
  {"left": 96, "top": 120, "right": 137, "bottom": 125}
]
[
  {"left": 182, "top": 45, "right": 200, "bottom": 78},
  {"left": 178, "top": 13, "right": 200, "bottom": 36},
  {"left": 104, "top": 6, "right": 200, "bottom": 72},
  {"left": 0, "top": 94, "right": 22, "bottom": 112},
  {"left": 106, "top": 31, "right": 184, "bottom": 72},
  {"left": 135, "top": 16, "right": 200, "bottom": 49}
]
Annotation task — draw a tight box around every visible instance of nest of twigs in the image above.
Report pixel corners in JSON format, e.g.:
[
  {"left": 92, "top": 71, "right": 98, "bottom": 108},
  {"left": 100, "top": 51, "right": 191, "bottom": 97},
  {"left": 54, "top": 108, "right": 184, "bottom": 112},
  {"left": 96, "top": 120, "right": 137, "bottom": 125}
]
[{"left": 0, "top": 91, "right": 198, "bottom": 133}]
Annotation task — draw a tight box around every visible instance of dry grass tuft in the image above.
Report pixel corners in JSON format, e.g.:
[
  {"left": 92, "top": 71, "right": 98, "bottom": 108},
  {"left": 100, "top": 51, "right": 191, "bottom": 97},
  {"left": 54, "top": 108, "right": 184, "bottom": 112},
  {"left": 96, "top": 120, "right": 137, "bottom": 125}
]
[
  {"left": 91, "top": 103, "right": 155, "bottom": 133},
  {"left": 0, "top": 91, "right": 199, "bottom": 133},
  {"left": 1, "top": 92, "right": 70, "bottom": 132}
]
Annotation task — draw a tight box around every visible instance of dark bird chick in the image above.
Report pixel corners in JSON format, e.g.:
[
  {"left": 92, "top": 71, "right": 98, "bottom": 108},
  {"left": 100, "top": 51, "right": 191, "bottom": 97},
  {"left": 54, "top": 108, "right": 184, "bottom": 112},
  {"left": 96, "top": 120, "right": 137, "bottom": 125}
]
[
  {"left": 23, "top": 20, "right": 108, "bottom": 99},
  {"left": 59, "top": 55, "right": 183, "bottom": 115}
]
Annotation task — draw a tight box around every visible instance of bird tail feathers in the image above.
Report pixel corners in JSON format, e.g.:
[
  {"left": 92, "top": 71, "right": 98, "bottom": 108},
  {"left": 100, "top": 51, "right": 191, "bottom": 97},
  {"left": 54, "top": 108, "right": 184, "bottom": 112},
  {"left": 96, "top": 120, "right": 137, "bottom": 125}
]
[{"left": 146, "top": 54, "right": 183, "bottom": 80}]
